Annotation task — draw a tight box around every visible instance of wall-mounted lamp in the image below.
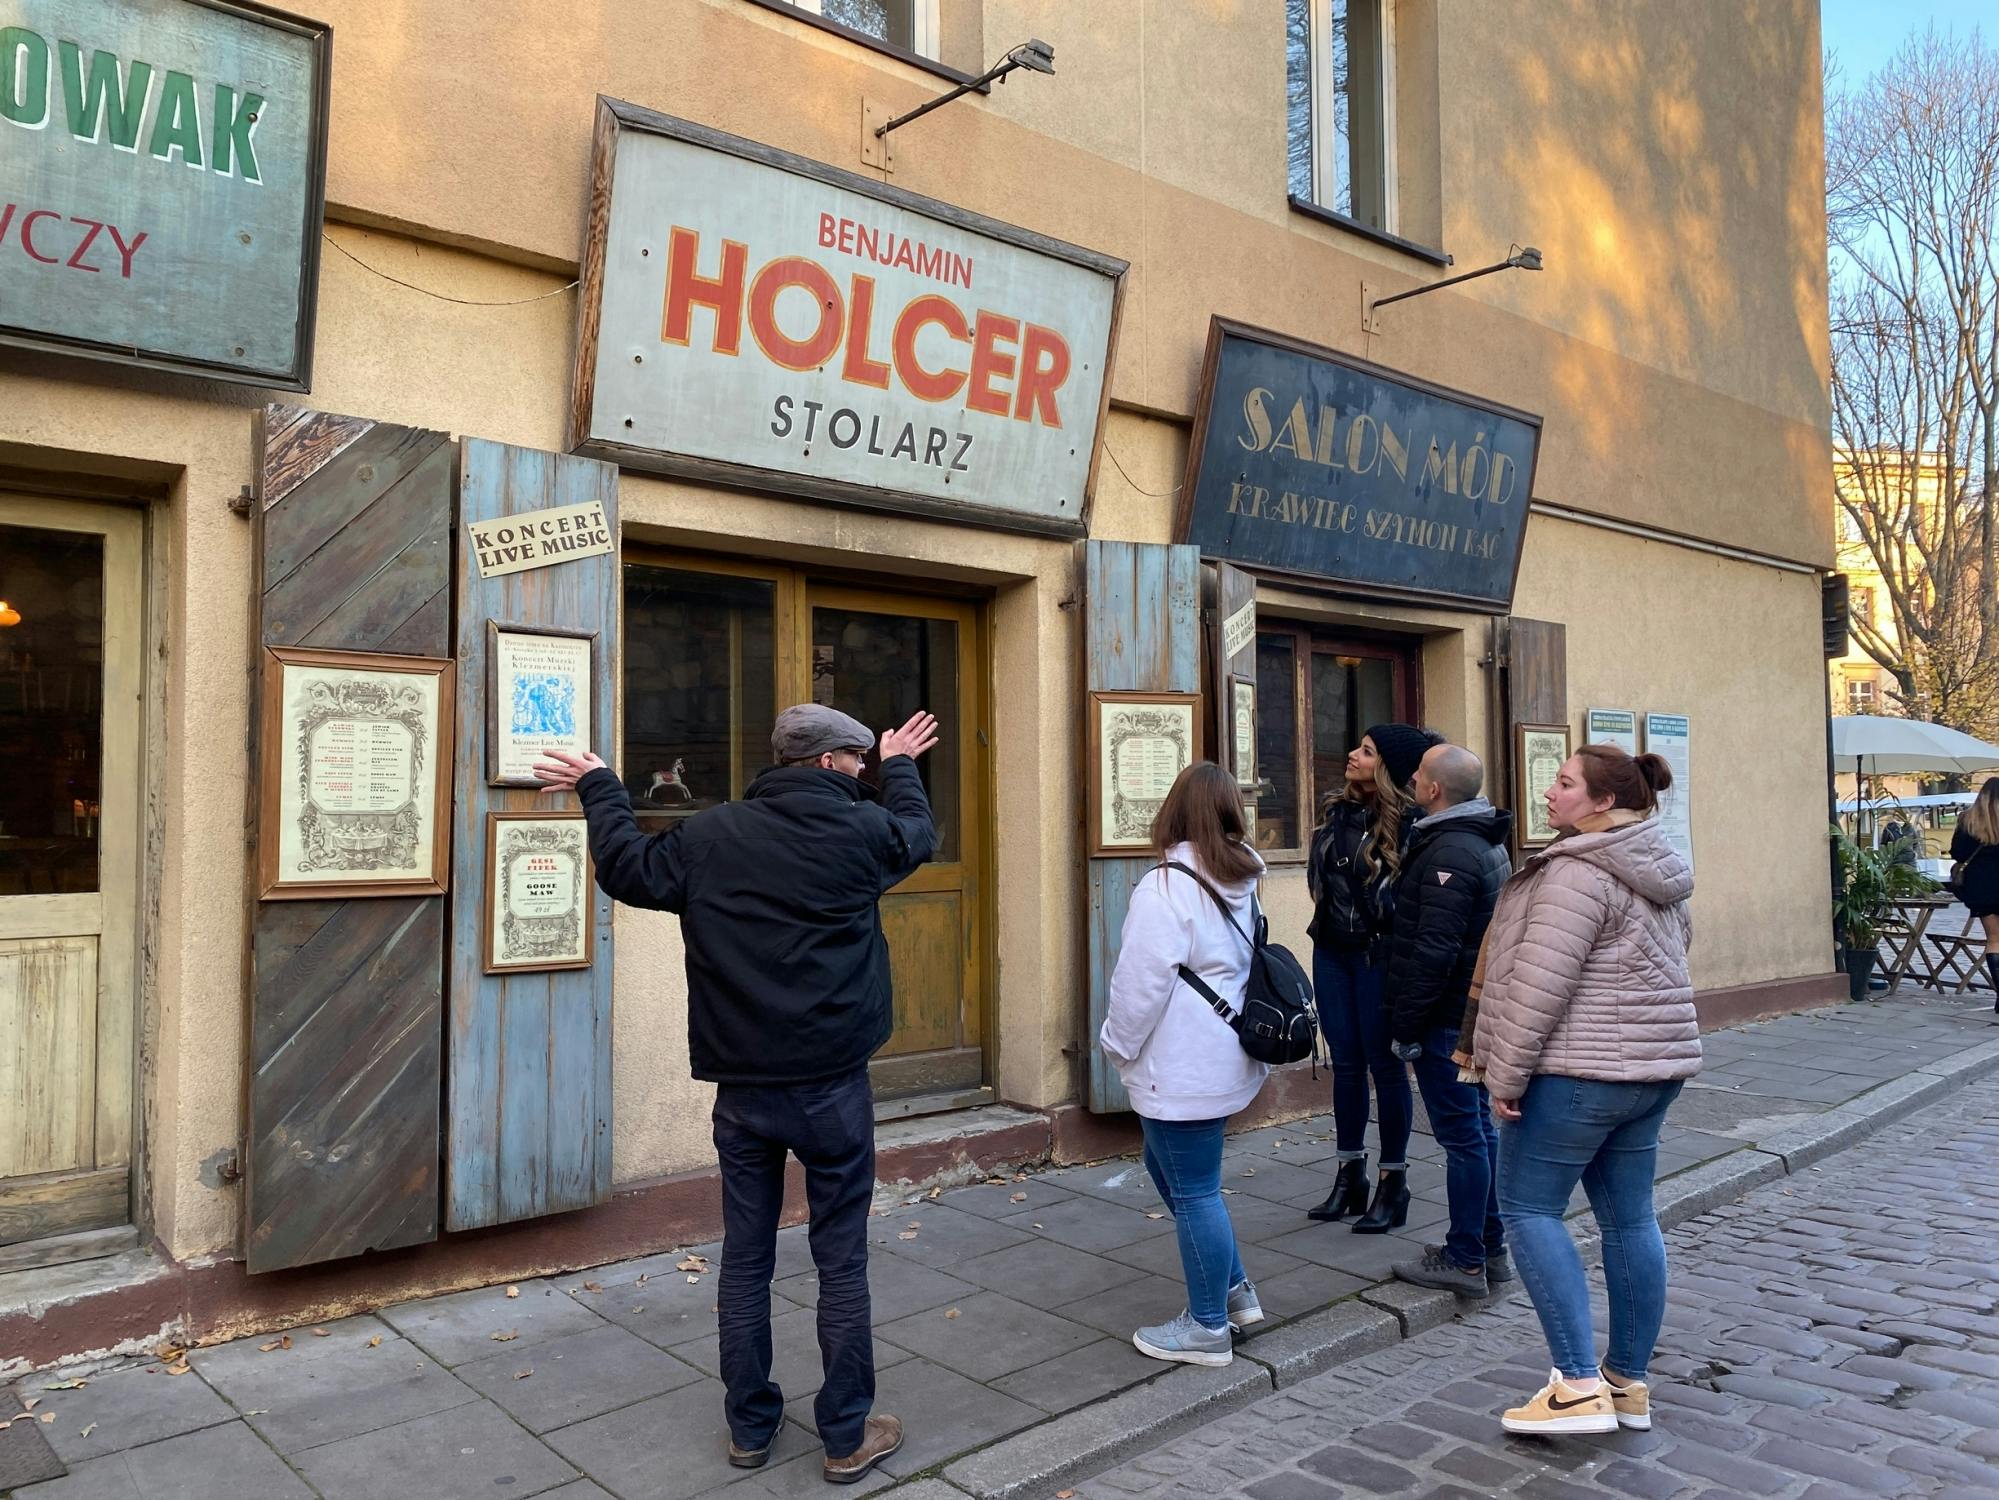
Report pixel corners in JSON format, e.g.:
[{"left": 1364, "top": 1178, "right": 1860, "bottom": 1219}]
[
  {"left": 874, "top": 38, "right": 1056, "bottom": 140},
  {"left": 0, "top": 601, "right": 20, "bottom": 627},
  {"left": 1368, "top": 244, "right": 1544, "bottom": 325}
]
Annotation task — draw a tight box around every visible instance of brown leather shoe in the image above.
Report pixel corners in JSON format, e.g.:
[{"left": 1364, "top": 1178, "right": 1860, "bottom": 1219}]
[
  {"left": 823, "top": 1414, "right": 902, "bottom": 1485},
  {"left": 727, "top": 1438, "right": 771, "bottom": 1469}
]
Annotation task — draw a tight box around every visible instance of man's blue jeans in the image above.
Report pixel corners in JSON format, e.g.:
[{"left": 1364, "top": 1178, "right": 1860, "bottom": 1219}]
[
  {"left": 1497, "top": 1074, "right": 1683, "bottom": 1381},
  {"left": 711, "top": 1068, "right": 876, "bottom": 1457},
  {"left": 1313, "top": 945, "right": 1411, "bottom": 1169},
  {"left": 1140, "top": 1116, "right": 1247, "bottom": 1331},
  {"left": 1408, "top": 1026, "right": 1503, "bottom": 1271}
]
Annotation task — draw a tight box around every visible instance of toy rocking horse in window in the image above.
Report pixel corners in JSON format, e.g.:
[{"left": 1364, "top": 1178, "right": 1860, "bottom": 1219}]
[{"left": 643, "top": 758, "right": 696, "bottom": 806}]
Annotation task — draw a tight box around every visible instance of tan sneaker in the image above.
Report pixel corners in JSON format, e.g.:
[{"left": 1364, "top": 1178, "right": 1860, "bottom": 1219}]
[
  {"left": 1601, "top": 1370, "right": 1651, "bottom": 1430},
  {"left": 823, "top": 1414, "right": 903, "bottom": 1485},
  {"left": 1499, "top": 1370, "right": 1618, "bottom": 1435}
]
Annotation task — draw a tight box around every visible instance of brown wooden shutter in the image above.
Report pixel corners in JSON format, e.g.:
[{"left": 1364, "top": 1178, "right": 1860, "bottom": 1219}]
[
  {"left": 246, "top": 407, "right": 453, "bottom": 1273},
  {"left": 1496, "top": 616, "right": 1568, "bottom": 855}
]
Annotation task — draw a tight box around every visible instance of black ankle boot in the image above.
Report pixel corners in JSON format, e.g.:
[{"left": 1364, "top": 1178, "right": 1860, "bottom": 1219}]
[
  {"left": 1986, "top": 953, "right": 1999, "bottom": 1014},
  {"left": 1351, "top": 1170, "right": 1410, "bottom": 1234},
  {"left": 1307, "top": 1158, "right": 1371, "bottom": 1222}
]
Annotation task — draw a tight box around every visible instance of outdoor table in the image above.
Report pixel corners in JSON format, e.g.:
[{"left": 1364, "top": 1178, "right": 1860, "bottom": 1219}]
[{"left": 1882, "top": 893, "right": 1955, "bottom": 990}]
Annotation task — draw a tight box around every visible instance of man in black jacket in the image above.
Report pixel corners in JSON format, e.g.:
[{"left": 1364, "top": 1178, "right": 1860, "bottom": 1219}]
[
  {"left": 1383, "top": 742, "right": 1515, "bottom": 1299},
  {"left": 534, "top": 703, "right": 937, "bottom": 1484}
]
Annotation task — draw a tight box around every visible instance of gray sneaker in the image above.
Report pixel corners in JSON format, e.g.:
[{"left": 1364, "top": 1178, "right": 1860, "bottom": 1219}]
[
  {"left": 1485, "top": 1247, "right": 1515, "bottom": 1285},
  {"left": 1226, "top": 1278, "right": 1265, "bottom": 1330},
  {"left": 1133, "top": 1309, "right": 1234, "bottom": 1366},
  {"left": 1392, "top": 1244, "right": 1490, "bottom": 1298}
]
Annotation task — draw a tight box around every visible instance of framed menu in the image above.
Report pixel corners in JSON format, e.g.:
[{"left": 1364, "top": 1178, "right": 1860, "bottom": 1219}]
[
  {"left": 1088, "top": 690, "right": 1200, "bottom": 855},
  {"left": 487, "top": 622, "right": 596, "bottom": 787},
  {"left": 484, "top": 812, "right": 593, "bottom": 972},
  {"left": 259, "top": 648, "right": 455, "bottom": 900},
  {"left": 1515, "top": 721, "right": 1571, "bottom": 848},
  {"left": 1231, "top": 676, "right": 1257, "bottom": 787}
]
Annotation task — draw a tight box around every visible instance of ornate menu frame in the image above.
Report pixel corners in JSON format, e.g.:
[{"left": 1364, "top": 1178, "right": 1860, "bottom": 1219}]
[
  {"left": 1086, "top": 689, "right": 1201, "bottom": 856},
  {"left": 483, "top": 811, "right": 594, "bottom": 973}
]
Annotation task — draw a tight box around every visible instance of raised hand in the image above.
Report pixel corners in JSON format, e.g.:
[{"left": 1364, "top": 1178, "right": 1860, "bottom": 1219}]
[
  {"left": 534, "top": 748, "right": 608, "bottom": 793},
  {"left": 879, "top": 711, "right": 940, "bottom": 762}
]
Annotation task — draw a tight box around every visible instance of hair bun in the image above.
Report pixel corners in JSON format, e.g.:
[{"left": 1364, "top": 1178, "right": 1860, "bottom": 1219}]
[{"left": 1635, "top": 752, "right": 1674, "bottom": 793}]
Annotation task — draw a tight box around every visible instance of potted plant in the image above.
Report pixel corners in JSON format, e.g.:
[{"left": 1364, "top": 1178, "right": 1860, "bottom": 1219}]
[{"left": 1831, "top": 829, "right": 1932, "bottom": 1001}]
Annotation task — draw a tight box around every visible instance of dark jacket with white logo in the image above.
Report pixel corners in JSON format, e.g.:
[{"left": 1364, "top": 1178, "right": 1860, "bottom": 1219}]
[{"left": 1384, "top": 799, "right": 1514, "bottom": 1045}]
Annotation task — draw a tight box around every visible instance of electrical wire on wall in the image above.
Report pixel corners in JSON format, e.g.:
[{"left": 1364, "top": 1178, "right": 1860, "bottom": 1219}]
[
  {"left": 1101, "top": 443, "right": 1182, "bottom": 499},
  {"left": 321, "top": 232, "right": 580, "bottom": 307}
]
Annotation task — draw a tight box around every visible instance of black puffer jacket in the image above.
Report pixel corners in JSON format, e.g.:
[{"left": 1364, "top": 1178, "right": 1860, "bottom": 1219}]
[
  {"left": 1384, "top": 799, "right": 1514, "bottom": 1045},
  {"left": 1951, "top": 825, "right": 1999, "bottom": 915},
  {"left": 1307, "top": 799, "right": 1386, "bottom": 951},
  {"left": 576, "top": 758, "right": 935, "bottom": 1084}
]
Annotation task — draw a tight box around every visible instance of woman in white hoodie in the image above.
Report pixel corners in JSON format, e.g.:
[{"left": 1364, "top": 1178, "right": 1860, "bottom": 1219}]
[{"left": 1099, "top": 763, "right": 1270, "bottom": 1367}]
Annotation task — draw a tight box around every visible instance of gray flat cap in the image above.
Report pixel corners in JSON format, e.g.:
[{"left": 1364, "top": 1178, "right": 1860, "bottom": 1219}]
[{"left": 772, "top": 703, "right": 875, "bottom": 762}]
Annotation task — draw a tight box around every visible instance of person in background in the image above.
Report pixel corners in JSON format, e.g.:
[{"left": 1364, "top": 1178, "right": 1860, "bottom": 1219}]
[
  {"left": 1305, "top": 724, "right": 1439, "bottom": 1231},
  {"left": 1384, "top": 743, "right": 1514, "bottom": 1299},
  {"left": 1100, "top": 763, "right": 1269, "bottom": 1367},
  {"left": 1471, "top": 744, "right": 1698, "bottom": 1438},
  {"left": 1950, "top": 776, "right": 1999, "bottom": 1012},
  {"left": 534, "top": 704, "right": 938, "bottom": 1485}
]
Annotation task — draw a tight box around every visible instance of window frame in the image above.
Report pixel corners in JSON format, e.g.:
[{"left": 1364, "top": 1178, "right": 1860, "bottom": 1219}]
[
  {"left": 1846, "top": 677, "right": 1878, "bottom": 714},
  {"left": 1254, "top": 619, "right": 1422, "bottom": 863},
  {"left": 1294, "top": 0, "right": 1399, "bottom": 235},
  {"left": 745, "top": 0, "right": 963, "bottom": 81}
]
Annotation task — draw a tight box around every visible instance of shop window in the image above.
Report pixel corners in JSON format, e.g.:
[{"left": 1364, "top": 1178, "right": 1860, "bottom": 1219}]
[
  {"left": 1285, "top": 0, "right": 1394, "bottom": 231},
  {"left": 1254, "top": 623, "right": 1417, "bottom": 855},
  {"left": 622, "top": 564, "right": 778, "bottom": 824},
  {"left": 760, "top": 0, "right": 941, "bottom": 61}
]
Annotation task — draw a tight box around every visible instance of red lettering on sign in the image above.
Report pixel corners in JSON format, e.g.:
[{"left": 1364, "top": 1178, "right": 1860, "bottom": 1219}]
[
  {"left": 105, "top": 224, "right": 146, "bottom": 278},
  {"left": 966, "top": 312, "right": 1019, "bottom": 418},
  {"left": 747, "top": 256, "right": 844, "bottom": 371},
  {"left": 1015, "top": 324, "right": 1071, "bottom": 428},
  {"left": 21, "top": 210, "right": 61, "bottom": 265},
  {"left": 893, "top": 295, "right": 970, "bottom": 403},
  {"left": 661, "top": 226, "right": 747, "bottom": 355},
  {"left": 0, "top": 201, "right": 149, "bottom": 279},
  {"left": 841, "top": 275, "right": 892, "bottom": 389},
  {"left": 66, "top": 218, "right": 104, "bottom": 273}
]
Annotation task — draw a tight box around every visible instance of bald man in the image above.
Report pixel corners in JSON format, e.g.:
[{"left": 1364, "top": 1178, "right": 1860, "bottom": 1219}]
[{"left": 1385, "top": 742, "right": 1515, "bottom": 1299}]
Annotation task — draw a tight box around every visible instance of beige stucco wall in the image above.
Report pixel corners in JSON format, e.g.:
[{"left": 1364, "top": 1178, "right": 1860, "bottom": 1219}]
[{"left": 0, "top": 0, "right": 1833, "bottom": 1264}]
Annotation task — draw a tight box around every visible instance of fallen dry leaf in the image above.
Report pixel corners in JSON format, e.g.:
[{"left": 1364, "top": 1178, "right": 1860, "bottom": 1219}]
[
  {"left": 1009, "top": 1192, "right": 1027, "bottom": 1203},
  {"left": 675, "top": 1257, "right": 707, "bottom": 1274},
  {"left": 260, "top": 1341, "right": 283, "bottom": 1353},
  {"left": 1058, "top": 1491, "right": 1075, "bottom": 1498},
  {"left": 581, "top": 1281, "right": 605, "bottom": 1294},
  {"left": 984, "top": 1176, "right": 1007, "bottom": 1186},
  {"left": 686, "top": 1275, "right": 700, "bottom": 1284},
  {"left": 39, "top": 1413, "right": 54, "bottom": 1424},
  {"left": 156, "top": 1345, "right": 184, "bottom": 1363},
  {"left": 636, "top": 1274, "right": 650, "bottom": 1286},
  {"left": 311, "top": 1328, "right": 330, "bottom": 1338},
  {"left": 944, "top": 1308, "right": 961, "bottom": 1320},
  {"left": 897, "top": 1231, "right": 918, "bottom": 1241},
  {"left": 21, "top": 1398, "right": 38, "bottom": 1412},
  {"left": 163, "top": 1360, "right": 192, "bottom": 1377},
  {"left": 1220, "top": 1188, "right": 1236, "bottom": 1195},
  {"left": 1031, "top": 1222, "right": 1044, "bottom": 1230},
  {"left": 491, "top": 1330, "right": 519, "bottom": 1343},
  {"left": 281, "top": 1334, "right": 293, "bottom": 1350},
  {"left": 1242, "top": 1167, "right": 1257, "bottom": 1177},
  {"left": 630, "top": 1305, "right": 646, "bottom": 1314},
  {"left": 366, "top": 1336, "right": 383, "bottom": 1349},
  {"left": 514, "top": 1369, "right": 534, "bottom": 1381},
  {"left": 927, "top": 1186, "right": 942, "bottom": 1200},
  {"left": 1144, "top": 1212, "right": 1167, "bottom": 1220},
  {"left": 245, "top": 1410, "right": 269, "bottom": 1417},
  {"left": 505, "top": 1287, "right": 520, "bottom": 1300},
  {"left": 42, "top": 1379, "right": 86, "bottom": 1392},
  {"left": 79, "top": 1423, "right": 96, "bottom": 1439},
  {"left": 1013, "top": 1173, "right": 1027, "bottom": 1182}
]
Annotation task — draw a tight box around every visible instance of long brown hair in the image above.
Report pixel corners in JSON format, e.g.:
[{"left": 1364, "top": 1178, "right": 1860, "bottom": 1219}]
[
  {"left": 1966, "top": 776, "right": 1999, "bottom": 845},
  {"left": 1153, "top": 762, "right": 1261, "bottom": 884},
  {"left": 1323, "top": 756, "right": 1409, "bottom": 881},
  {"left": 1572, "top": 743, "right": 1673, "bottom": 814}
]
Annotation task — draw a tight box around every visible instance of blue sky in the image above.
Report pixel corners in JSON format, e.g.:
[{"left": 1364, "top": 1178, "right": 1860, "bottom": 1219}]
[{"left": 1821, "top": 0, "right": 1990, "bottom": 83}]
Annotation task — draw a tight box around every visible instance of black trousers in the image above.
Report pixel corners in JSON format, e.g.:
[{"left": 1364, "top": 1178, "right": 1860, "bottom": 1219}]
[{"left": 711, "top": 1066, "right": 876, "bottom": 1456}]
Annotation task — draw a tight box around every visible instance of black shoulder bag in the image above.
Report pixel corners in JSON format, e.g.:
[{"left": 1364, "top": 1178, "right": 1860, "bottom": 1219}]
[{"left": 1161, "top": 861, "right": 1319, "bottom": 1067}]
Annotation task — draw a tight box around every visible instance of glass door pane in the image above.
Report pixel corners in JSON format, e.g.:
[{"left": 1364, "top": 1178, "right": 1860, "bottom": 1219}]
[
  {"left": 0, "top": 525, "right": 104, "bottom": 896},
  {"left": 1312, "top": 649, "right": 1402, "bottom": 807},
  {"left": 810, "top": 607, "right": 960, "bottom": 862}
]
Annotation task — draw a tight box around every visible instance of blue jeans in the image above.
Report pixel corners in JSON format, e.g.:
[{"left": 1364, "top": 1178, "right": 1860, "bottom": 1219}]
[
  {"left": 1140, "top": 1116, "right": 1247, "bottom": 1331},
  {"left": 1497, "top": 1075, "right": 1684, "bottom": 1381},
  {"left": 711, "top": 1068, "right": 876, "bottom": 1456},
  {"left": 1409, "top": 1026, "right": 1503, "bottom": 1271},
  {"left": 1313, "top": 945, "right": 1411, "bottom": 1168}
]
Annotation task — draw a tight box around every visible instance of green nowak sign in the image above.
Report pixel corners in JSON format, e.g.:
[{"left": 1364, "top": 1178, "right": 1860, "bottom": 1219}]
[{"left": 0, "top": 0, "right": 328, "bottom": 388}]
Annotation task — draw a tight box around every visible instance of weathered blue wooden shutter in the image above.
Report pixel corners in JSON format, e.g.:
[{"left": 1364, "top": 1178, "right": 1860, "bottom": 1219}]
[
  {"left": 1083, "top": 541, "right": 1203, "bottom": 1113},
  {"left": 447, "top": 439, "right": 620, "bottom": 1230}
]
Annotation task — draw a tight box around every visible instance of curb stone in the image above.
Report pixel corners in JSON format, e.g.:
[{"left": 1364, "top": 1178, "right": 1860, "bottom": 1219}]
[
  {"left": 1913, "top": 1034, "right": 1999, "bottom": 1082},
  {"left": 1237, "top": 1301, "right": 1399, "bottom": 1387},
  {"left": 940, "top": 1360, "right": 1271, "bottom": 1500},
  {"left": 1653, "top": 1148, "right": 1788, "bottom": 1230},
  {"left": 1357, "top": 1280, "right": 1457, "bottom": 1337}
]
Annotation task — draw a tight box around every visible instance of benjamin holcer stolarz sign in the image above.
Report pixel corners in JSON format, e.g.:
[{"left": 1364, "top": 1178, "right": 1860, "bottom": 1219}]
[
  {"left": 1177, "top": 319, "right": 1543, "bottom": 611},
  {"left": 0, "top": 0, "right": 330, "bottom": 387}
]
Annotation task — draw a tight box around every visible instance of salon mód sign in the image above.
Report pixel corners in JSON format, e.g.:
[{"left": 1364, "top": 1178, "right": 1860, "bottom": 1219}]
[{"left": 568, "top": 100, "right": 1126, "bottom": 538}]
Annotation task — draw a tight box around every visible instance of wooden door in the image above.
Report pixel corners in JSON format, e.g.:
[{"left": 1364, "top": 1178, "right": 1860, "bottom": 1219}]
[
  {"left": 0, "top": 495, "right": 142, "bottom": 1255},
  {"left": 804, "top": 586, "right": 986, "bottom": 1104}
]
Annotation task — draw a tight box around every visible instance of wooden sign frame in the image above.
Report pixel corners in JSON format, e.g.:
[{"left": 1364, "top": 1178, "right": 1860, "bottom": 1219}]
[
  {"left": 483, "top": 811, "right": 594, "bottom": 974},
  {"left": 1515, "top": 720, "right": 1572, "bottom": 849},
  {"left": 485, "top": 620, "right": 598, "bottom": 787},
  {"left": 1087, "top": 688, "right": 1201, "bottom": 857},
  {"left": 257, "top": 646, "right": 456, "bottom": 900}
]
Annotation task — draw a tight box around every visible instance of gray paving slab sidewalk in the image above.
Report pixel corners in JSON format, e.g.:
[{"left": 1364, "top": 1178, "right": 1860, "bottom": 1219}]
[{"left": 8, "top": 989, "right": 1996, "bottom": 1500}]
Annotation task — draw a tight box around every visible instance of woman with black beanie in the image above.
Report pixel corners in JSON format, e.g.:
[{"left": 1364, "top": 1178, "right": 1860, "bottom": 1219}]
[{"left": 1305, "top": 722, "right": 1440, "bottom": 1233}]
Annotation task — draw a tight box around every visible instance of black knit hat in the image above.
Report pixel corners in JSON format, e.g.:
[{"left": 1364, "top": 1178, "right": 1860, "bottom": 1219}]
[{"left": 1365, "top": 723, "right": 1441, "bottom": 787}]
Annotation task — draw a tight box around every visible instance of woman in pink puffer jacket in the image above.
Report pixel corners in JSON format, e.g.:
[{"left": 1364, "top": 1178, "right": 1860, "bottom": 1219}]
[{"left": 1470, "top": 744, "right": 1698, "bottom": 1440}]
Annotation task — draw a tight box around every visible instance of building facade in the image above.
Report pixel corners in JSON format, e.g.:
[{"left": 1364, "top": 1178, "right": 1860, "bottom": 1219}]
[{"left": 0, "top": 0, "right": 1836, "bottom": 1361}]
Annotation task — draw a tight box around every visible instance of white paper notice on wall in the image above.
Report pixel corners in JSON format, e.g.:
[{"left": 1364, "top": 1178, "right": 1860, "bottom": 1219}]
[
  {"left": 1585, "top": 708, "right": 1640, "bottom": 754},
  {"left": 1643, "top": 712, "right": 1693, "bottom": 874},
  {"left": 1221, "top": 600, "right": 1256, "bottom": 661},
  {"left": 467, "top": 501, "right": 614, "bottom": 579}
]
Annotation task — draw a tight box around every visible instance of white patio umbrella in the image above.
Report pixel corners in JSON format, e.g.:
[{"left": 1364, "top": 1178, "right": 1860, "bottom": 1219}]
[{"left": 1831, "top": 715, "right": 1999, "bottom": 775}]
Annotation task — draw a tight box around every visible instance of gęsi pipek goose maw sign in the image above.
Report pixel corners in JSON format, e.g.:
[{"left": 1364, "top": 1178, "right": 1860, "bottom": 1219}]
[{"left": 566, "top": 99, "right": 1127, "bottom": 539}]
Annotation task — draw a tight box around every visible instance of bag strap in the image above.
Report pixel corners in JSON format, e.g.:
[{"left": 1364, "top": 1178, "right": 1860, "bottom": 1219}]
[
  {"left": 1173, "top": 962, "right": 1236, "bottom": 1024},
  {"left": 1161, "top": 860, "right": 1257, "bottom": 953}
]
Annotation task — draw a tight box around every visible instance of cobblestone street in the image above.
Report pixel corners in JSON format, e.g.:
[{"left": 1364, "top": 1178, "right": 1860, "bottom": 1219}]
[{"left": 1072, "top": 1075, "right": 1999, "bottom": 1500}]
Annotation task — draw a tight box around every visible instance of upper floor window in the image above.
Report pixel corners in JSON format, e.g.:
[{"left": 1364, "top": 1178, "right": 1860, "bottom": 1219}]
[
  {"left": 773, "top": 0, "right": 940, "bottom": 60},
  {"left": 1286, "top": 0, "right": 1394, "bottom": 231},
  {"left": 1847, "top": 678, "right": 1878, "bottom": 714}
]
